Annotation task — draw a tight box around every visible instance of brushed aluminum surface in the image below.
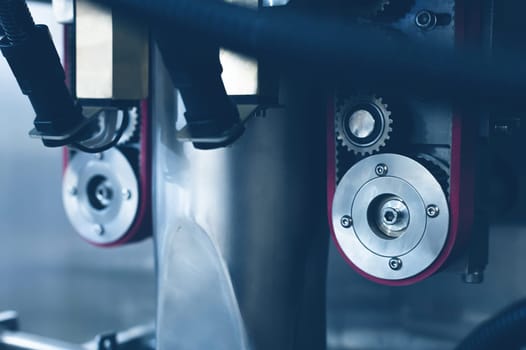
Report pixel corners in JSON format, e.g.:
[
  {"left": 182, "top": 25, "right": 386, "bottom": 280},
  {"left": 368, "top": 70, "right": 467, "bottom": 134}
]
[
  {"left": 151, "top": 48, "right": 328, "bottom": 349},
  {"left": 75, "top": 0, "right": 149, "bottom": 99}
]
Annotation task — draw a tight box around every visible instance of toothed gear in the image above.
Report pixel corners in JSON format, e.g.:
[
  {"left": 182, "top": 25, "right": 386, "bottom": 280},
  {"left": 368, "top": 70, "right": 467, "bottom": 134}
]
[
  {"left": 118, "top": 107, "right": 139, "bottom": 145},
  {"left": 415, "top": 153, "right": 450, "bottom": 195},
  {"left": 335, "top": 95, "right": 393, "bottom": 156}
]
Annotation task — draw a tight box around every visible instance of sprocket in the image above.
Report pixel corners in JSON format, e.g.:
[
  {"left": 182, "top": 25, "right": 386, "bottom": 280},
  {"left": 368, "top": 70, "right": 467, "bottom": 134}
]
[
  {"left": 335, "top": 94, "right": 393, "bottom": 156},
  {"left": 117, "top": 107, "right": 140, "bottom": 145},
  {"left": 415, "top": 153, "right": 450, "bottom": 196}
]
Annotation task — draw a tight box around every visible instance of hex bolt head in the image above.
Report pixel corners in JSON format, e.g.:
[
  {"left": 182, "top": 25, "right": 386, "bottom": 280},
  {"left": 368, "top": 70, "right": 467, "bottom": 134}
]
[
  {"left": 68, "top": 187, "right": 78, "bottom": 196},
  {"left": 340, "top": 215, "right": 353, "bottom": 228},
  {"left": 462, "top": 270, "right": 484, "bottom": 284},
  {"left": 426, "top": 205, "right": 440, "bottom": 218},
  {"left": 375, "top": 163, "right": 388, "bottom": 177},
  {"left": 389, "top": 257, "right": 403, "bottom": 271},
  {"left": 95, "top": 153, "right": 104, "bottom": 160}
]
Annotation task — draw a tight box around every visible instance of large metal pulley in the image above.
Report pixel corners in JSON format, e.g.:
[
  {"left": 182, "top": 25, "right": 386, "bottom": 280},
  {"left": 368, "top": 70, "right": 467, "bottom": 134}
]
[{"left": 332, "top": 153, "right": 449, "bottom": 280}]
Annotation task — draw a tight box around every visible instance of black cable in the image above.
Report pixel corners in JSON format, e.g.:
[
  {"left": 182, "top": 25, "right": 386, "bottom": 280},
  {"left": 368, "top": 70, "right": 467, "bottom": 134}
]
[
  {"left": 0, "top": 0, "right": 129, "bottom": 150},
  {"left": 0, "top": 0, "right": 35, "bottom": 43},
  {"left": 154, "top": 13, "right": 243, "bottom": 150},
  {"left": 95, "top": 0, "right": 526, "bottom": 105},
  {"left": 72, "top": 113, "right": 130, "bottom": 154},
  {"left": 0, "top": 0, "right": 88, "bottom": 147},
  {"left": 456, "top": 299, "right": 526, "bottom": 350}
]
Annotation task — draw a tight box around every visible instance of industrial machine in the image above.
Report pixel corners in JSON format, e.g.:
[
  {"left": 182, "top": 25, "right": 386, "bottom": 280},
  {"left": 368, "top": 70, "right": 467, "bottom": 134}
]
[{"left": 1, "top": 0, "right": 526, "bottom": 349}]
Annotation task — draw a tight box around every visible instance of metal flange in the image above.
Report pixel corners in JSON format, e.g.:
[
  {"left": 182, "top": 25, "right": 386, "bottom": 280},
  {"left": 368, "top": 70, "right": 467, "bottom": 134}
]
[
  {"left": 63, "top": 149, "right": 139, "bottom": 245},
  {"left": 332, "top": 153, "right": 449, "bottom": 281}
]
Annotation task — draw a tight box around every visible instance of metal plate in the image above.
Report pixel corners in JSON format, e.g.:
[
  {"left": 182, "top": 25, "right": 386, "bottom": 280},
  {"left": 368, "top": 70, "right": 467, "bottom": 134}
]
[
  {"left": 62, "top": 149, "right": 139, "bottom": 245},
  {"left": 75, "top": 0, "right": 149, "bottom": 99},
  {"left": 261, "top": 0, "right": 290, "bottom": 6},
  {"left": 332, "top": 154, "right": 449, "bottom": 280}
]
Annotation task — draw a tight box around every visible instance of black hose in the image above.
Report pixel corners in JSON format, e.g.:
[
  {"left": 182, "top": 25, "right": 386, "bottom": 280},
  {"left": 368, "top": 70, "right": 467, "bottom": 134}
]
[
  {"left": 94, "top": 0, "right": 526, "bottom": 106},
  {"left": 0, "top": 0, "right": 35, "bottom": 44},
  {"left": 456, "top": 299, "right": 526, "bottom": 350},
  {"left": 154, "top": 8, "right": 243, "bottom": 149},
  {"left": 0, "top": 0, "right": 89, "bottom": 147}
]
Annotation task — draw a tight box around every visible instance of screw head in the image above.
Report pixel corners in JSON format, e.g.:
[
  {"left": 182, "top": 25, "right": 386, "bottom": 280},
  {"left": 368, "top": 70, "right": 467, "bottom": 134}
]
[
  {"left": 95, "top": 153, "right": 104, "bottom": 160},
  {"left": 389, "top": 257, "right": 403, "bottom": 271},
  {"left": 415, "top": 10, "right": 437, "bottom": 30},
  {"left": 340, "top": 215, "right": 353, "bottom": 228},
  {"left": 375, "top": 163, "right": 388, "bottom": 177},
  {"left": 68, "top": 187, "right": 78, "bottom": 196},
  {"left": 122, "top": 189, "right": 132, "bottom": 200},
  {"left": 93, "top": 225, "right": 105, "bottom": 236},
  {"left": 426, "top": 205, "right": 440, "bottom": 218},
  {"left": 462, "top": 270, "right": 484, "bottom": 284},
  {"left": 103, "top": 339, "right": 113, "bottom": 350}
]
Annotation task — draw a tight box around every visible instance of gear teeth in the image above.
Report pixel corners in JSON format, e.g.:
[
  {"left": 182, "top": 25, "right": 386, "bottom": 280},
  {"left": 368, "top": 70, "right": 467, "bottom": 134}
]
[
  {"left": 334, "top": 94, "right": 393, "bottom": 156},
  {"left": 415, "top": 154, "right": 450, "bottom": 196},
  {"left": 118, "top": 107, "right": 140, "bottom": 145}
]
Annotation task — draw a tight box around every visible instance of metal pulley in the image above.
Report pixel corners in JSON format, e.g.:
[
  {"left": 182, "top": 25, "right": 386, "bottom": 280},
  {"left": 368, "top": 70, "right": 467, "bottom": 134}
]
[
  {"left": 332, "top": 153, "right": 450, "bottom": 281},
  {"left": 62, "top": 149, "right": 141, "bottom": 246}
]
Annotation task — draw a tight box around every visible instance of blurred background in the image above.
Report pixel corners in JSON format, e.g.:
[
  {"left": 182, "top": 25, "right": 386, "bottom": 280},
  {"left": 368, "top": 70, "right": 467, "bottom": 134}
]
[
  {"left": 1, "top": 2, "right": 526, "bottom": 350},
  {"left": 0, "top": 2, "right": 156, "bottom": 343}
]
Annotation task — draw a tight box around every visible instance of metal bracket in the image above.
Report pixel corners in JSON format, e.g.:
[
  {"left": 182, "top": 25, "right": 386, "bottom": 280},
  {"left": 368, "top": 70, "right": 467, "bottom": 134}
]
[
  {"left": 261, "top": 0, "right": 290, "bottom": 7},
  {"left": 0, "top": 311, "right": 19, "bottom": 332},
  {"left": 462, "top": 137, "right": 490, "bottom": 284},
  {"left": 0, "top": 313, "right": 154, "bottom": 350},
  {"left": 96, "top": 333, "right": 118, "bottom": 350},
  {"left": 176, "top": 104, "right": 266, "bottom": 144}
]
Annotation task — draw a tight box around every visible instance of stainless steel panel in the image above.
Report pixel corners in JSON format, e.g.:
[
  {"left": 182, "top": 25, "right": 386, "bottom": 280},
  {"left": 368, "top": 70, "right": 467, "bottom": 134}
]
[
  {"left": 152, "top": 47, "right": 328, "bottom": 349},
  {"left": 52, "top": 0, "right": 74, "bottom": 23},
  {"left": 222, "top": 0, "right": 258, "bottom": 97},
  {"left": 220, "top": 49, "right": 258, "bottom": 96},
  {"left": 75, "top": 0, "right": 149, "bottom": 100}
]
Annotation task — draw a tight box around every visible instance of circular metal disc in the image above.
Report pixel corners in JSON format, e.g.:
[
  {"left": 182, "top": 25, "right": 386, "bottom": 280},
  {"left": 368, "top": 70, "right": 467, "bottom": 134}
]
[
  {"left": 63, "top": 149, "right": 139, "bottom": 245},
  {"left": 332, "top": 153, "right": 450, "bottom": 280},
  {"left": 348, "top": 109, "right": 376, "bottom": 139}
]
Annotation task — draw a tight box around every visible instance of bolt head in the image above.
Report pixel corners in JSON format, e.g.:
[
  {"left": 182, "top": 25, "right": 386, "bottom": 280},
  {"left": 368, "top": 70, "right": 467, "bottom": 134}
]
[
  {"left": 389, "top": 257, "right": 403, "bottom": 271},
  {"left": 122, "top": 189, "right": 132, "bottom": 200},
  {"left": 103, "top": 338, "right": 113, "bottom": 350},
  {"left": 415, "top": 10, "right": 436, "bottom": 30},
  {"left": 426, "top": 205, "right": 440, "bottom": 218},
  {"left": 68, "top": 187, "right": 78, "bottom": 196},
  {"left": 462, "top": 270, "right": 484, "bottom": 284},
  {"left": 375, "top": 163, "right": 388, "bottom": 177},
  {"left": 95, "top": 153, "right": 104, "bottom": 160},
  {"left": 93, "top": 225, "right": 105, "bottom": 236},
  {"left": 340, "top": 215, "right": 353, "bottom": 228}
]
